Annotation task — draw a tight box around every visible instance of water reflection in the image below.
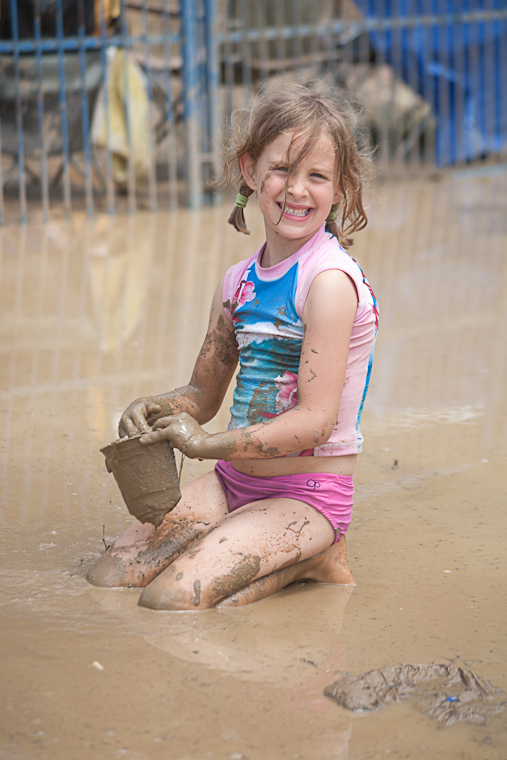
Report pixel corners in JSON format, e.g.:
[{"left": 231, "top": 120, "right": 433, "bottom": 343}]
[{"left": 93, "top": 583, "right": 353, "bottom": 759}]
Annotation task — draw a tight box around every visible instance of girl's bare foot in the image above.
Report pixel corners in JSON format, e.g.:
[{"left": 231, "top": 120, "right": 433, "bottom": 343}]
[
  {"left": 217, "top": 536, "right": 355, "bottom": 608},
  {"left": 302, "top": 535, "right": 355, "bottom": 585}
]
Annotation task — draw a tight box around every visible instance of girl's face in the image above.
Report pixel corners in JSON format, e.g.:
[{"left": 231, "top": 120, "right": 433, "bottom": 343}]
[{"left": 241, "top": 130, "right": 341, "bottom": 248}]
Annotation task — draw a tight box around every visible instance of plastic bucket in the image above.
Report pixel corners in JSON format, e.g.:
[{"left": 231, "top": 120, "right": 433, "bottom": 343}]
[{"left": 101, "top": 434, "right": 181, "bottom": 528}]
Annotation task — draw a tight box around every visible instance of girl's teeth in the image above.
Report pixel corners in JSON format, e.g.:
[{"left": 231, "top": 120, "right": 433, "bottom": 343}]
[{"left": 284, "top": 207, "right": 309, "bottom": 217}]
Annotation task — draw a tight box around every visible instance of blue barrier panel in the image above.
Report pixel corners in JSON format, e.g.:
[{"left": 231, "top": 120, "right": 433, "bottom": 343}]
[{"left": 354, "top": 0, "right": 507, "bottom": 165}]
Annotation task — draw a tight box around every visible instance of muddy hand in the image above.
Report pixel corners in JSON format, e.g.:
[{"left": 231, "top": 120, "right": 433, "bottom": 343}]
[
  {"left": 139, "top": 412, "right": 210, "bottom": 458},
  {"left": 118, "top": 399, "right": 162, "bottom": 438}
]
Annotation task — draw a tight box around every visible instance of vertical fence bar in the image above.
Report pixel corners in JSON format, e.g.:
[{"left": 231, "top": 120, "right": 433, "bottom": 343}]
[
  {"left": 196, "top": 0, "right": 209, "bottom": 200},
  {"left": 56, "top": 0, "right": 72, "bottom": 218},
  {"left": 407, "top": 2, "right": 425, "bottom": 167},
  {"left": 141, "top": 0, "right": 158, "bottom": 212},
  {"left": 477, "top": 10, "right": 486, "bottom": 159},
  {"left": 463, "top": 5, "right": 473, "bottom": 161},
  {"left": 293, "top": 0, "right": 303, "bottom": 75},
  {"left": 275, "top": 0, "right": 286, "bottom": 77},
  {"left": 34, "top": 0, "right": 50, "bottom": 222},
  {"left": 0, "top": 121, "right": 4, "bottom": 226},
  {"left": 416, "top": 0, "right": 433, "bottom": 167},
  {"left": 77, "top": 0, "right": 94, "bottom": 218},
  {"left": 389, "top": 2, "right": 402, "bottom": 172},
  {"left": 321, "top": 0, "right": 335, "bottom": 81},
  {"left": 309, "top": 0, "right": 319, "bottom": 81},
  {"left": 454, "top": 11, "right": 466, "bottom": 165},
  {"left": 204, "top": 0, "right": 221, "bottom": 203},
  {"left": 10, "top": 0, "right": 27, "bottom": 223},
  {"left": 99, "top": 0, "right": 115, "bottom": 215},
  {"left": 162, "top": 0, "right": 178, "bottom": 209},
  {"left": 223, "top": 0, "right": 234, "bottom": 117},
  {"left": 468, "top": 11, "right": 481, "bottom": 161},
  {"left": 440, "top": 0, "right": 451, "bottom": 167},
  {"left": 446, "top": 1, "right": 457, "bottom": 166},
  {"left": 119, "top": 0, "right": 136, "bottom": 214},
  {"left": 428, "top": 0, "right": 440, "bottom": 166},
  {"left": 494, "top": 4, "right": 503, "bottom": 155},
  {"left": 371, "top": 0, "right": 390, "bottom": 170},
  {"left": 257, "top": 0, "right": 269, "bottom": 85},
  {"left": 181, "top": 0, "right": 203, "bottom": 208},
  {"left": 240, "top": 0, "right": 252, "bottom": 106}
]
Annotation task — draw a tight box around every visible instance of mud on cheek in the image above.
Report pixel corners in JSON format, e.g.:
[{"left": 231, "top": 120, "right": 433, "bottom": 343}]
[{"left": 260, "top": 172, "right": 273, "bottom": 194}]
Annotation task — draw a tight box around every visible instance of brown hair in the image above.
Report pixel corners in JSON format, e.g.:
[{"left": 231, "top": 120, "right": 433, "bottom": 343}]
[{"left": 221, "top": 80, "right": 370, "bottom": 248}]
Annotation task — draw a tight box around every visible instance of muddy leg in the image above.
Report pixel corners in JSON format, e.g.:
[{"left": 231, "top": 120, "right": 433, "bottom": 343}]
[
  {"left": 86, "top": 471, "right": 228, "bottom": 588},
  {"left": 138, "top": 497, "right": 336, "bottom": 611},
  {"left": 217, "top": 536, "right": 355, "bottom": 608}
]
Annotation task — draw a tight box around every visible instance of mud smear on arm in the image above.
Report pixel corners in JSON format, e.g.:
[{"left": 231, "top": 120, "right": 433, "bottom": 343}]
[{"left": 147, "top": 314, "right": 239, "bottom": 429}]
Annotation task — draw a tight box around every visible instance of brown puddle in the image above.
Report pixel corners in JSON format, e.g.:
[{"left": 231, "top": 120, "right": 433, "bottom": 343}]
[{"left": 1, "top": 170, "right": 507, "bottom": 759}]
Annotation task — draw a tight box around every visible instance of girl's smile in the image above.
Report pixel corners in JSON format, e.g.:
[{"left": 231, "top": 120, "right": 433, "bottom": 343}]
[
  {"left": 240, "top": 131, "right": 341, "bottom": 264},
  {"left": 277, "top": 201, "right": 313, "bottom": 220}
]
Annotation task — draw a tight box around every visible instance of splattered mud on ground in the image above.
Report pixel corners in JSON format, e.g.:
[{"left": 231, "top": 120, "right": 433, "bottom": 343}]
[{"left": 1, "top": 169, "right": 507, "bottom": 759}]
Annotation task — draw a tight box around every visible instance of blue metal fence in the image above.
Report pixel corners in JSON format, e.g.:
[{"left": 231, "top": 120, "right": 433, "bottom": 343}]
[{"left": 0, "top": 0, "right": 505, "bottom": 223}]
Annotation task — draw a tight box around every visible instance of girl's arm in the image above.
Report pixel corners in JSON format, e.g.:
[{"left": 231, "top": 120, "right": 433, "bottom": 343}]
[
  {"left": 141, "top": 270, "right": 357, "bottom": 458},
  {"left": 119, "top": 280, "right": 239, "bottom": 437}
]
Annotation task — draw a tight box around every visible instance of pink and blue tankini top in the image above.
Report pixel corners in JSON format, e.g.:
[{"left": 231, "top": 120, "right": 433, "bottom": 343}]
[{"left": 222, "top": 226, "right": 379, "bottom": 457}]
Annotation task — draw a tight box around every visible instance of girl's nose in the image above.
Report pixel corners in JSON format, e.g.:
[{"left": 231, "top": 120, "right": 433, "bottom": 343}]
[{"left": 287, "top": 172, "right": 307, "bottom": 199}]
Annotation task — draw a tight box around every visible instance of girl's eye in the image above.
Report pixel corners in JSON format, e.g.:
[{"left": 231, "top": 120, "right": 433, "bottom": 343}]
[{"left": 311, "top": 172, "right": 327, "bottom": 180}]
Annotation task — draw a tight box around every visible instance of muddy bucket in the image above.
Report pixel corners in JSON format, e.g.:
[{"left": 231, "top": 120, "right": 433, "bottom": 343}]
[{"left": 101, "top": 434, "right": 181, "bottom": 528}]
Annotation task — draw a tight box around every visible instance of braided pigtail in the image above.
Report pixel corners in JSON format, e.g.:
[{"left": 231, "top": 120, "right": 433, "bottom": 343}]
[
  {"left": 325, "top": 204, "right": 339, "bottom": 241},
  {"left": 228, "top": 184, "right": 254, "bottom": 235}
]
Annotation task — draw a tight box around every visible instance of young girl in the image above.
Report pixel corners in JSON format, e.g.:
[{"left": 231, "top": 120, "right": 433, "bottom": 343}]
[{"left": 87, "top": 82, "right": 378, "bottom": 610}]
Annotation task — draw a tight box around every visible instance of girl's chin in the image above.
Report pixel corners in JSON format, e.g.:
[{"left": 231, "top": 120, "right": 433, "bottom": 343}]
[{"left": 274, "top": 223, "right": 322, "bottom": 241}]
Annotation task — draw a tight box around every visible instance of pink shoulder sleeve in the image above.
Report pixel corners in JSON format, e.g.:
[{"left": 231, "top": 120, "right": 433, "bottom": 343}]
[
  {"left": 295, "top": 239, "right": 367, "bottom": 318},
  {"left": 222, "top": 258, "right": 252, "bottom": 323}
]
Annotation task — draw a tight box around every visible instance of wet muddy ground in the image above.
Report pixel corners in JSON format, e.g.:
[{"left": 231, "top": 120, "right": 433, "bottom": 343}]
[{"left": 1, "top": 167, "right": 507, "bottom": 759}]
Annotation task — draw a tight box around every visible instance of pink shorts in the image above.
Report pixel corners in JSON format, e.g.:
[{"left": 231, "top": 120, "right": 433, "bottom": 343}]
[{"left": 214, "top": 460, "right": 354, "bottom": 544}]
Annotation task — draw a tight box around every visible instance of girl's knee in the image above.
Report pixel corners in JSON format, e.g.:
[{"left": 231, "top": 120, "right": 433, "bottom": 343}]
[
  {"left": 86, "top": 549, "right": 131, "bottom": 588},
  {"left": 138, "top": 566, "right": 216, "bottom": 610},
  {"left": 86, "top": 543, "right": 154, "bottom": 588}
]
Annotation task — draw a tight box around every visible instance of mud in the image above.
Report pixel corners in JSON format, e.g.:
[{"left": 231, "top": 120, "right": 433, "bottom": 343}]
[
  {"left": 197, "top": 312, "right": 239, "bottom": 367},
  {"left": 87, "top": 516, "right": 208, "bottom": 588},
  {"left": 324, "top": 663, "right": 506, "bottom": 726},
  {"left": 1, "top": 169, "right": 507, "bottom": 759},
  {"left": 101, "top": 433, "right": 181, "bottom": 528},
  {"left": 211, "top": 553, "right": 262, "bottom": 599}
]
